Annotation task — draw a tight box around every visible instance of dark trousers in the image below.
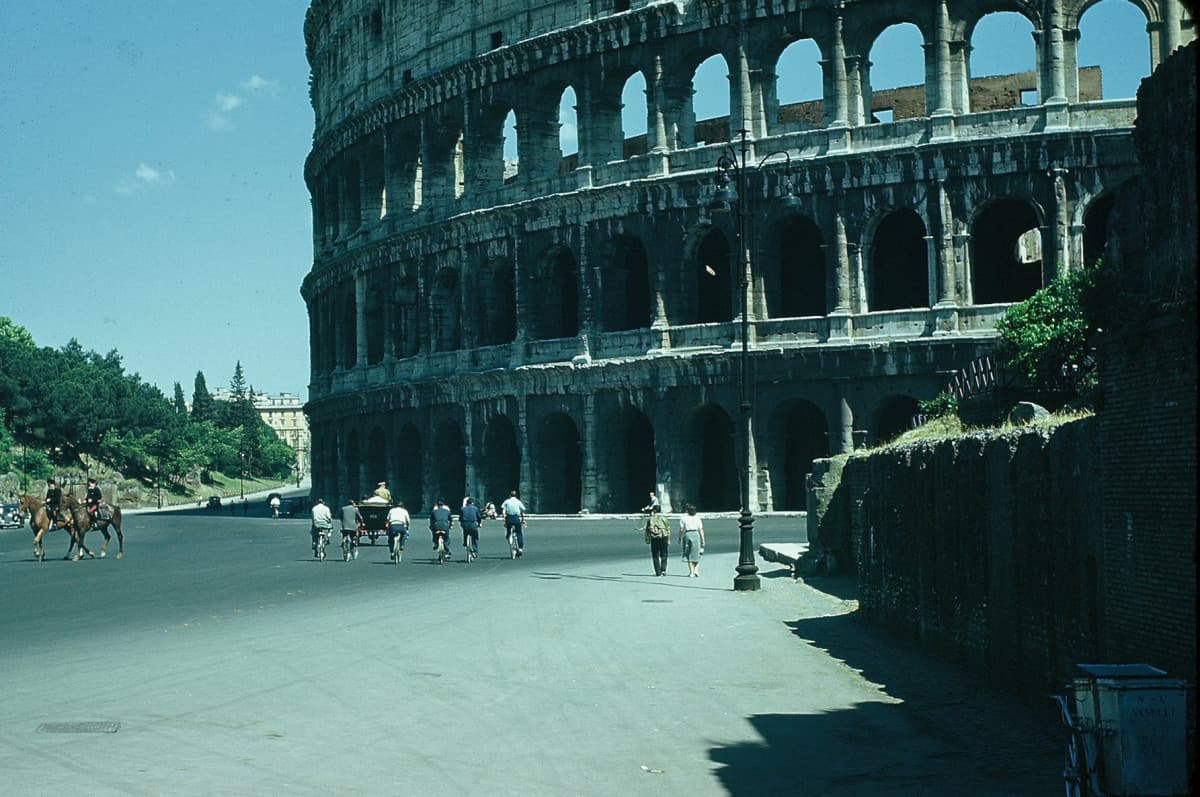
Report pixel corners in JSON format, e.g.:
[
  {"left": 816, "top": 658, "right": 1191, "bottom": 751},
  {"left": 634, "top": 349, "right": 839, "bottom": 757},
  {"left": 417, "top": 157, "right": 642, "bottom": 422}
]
[{"left": 649, "top": 537, "right": 669, "bottom": 575}]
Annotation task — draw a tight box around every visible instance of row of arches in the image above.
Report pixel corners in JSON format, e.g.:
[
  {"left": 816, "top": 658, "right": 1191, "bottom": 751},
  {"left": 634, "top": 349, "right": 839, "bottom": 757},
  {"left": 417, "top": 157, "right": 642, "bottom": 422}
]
[
  {"left": 308, "top": 193, "right": 1113, "bottom": 373},
  {"left": 310, "top": 392, "right": 926, "bottom": 515},
  {"left": 305, "top": 0, "right": 1186, "bottom": 245}
]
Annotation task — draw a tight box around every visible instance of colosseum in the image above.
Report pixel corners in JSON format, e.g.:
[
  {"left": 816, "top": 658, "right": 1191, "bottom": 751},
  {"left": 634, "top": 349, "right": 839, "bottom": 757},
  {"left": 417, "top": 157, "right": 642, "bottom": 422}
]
[{"left": 300, "top": 0, "right": 1192, "bottom": 515}]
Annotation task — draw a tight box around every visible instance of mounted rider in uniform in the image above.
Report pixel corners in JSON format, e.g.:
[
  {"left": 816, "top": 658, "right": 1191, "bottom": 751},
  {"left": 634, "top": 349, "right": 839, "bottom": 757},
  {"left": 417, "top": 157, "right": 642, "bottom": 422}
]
[
  {"left": 85, "top": 478, "right": 105, "bottom": 523},
  {"left": 44, "top": 479, "right": 64, "bottom": 527}
]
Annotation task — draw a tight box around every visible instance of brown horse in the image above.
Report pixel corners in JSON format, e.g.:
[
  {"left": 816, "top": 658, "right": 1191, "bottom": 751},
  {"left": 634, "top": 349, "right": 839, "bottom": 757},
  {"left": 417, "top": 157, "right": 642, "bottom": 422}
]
[
  {"left": 62, "top": 495, "right": 124, "bottom": 560},
  {"left": 18, "top": 494, "right": 91, "bottom": 562}
]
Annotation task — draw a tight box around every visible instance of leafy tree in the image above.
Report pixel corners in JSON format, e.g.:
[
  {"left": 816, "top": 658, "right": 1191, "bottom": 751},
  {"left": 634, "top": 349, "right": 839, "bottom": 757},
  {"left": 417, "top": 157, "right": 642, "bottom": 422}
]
[
  {"left": 918, "top": 391, "right": 959, "bottom": 419},
  {"left": 173, "top": 382, "right": 188, "bottom": 415},
  {"left": 994, "top": 263, "right": 1099, "bottom": 395},
  {"left": 191, "top": 372, "right": 215, "bottom": 424}
]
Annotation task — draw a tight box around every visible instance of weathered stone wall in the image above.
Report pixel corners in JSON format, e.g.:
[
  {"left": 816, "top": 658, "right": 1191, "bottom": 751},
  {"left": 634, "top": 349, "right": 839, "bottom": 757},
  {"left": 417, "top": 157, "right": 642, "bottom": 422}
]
[{"left": 823, "top": 421, "right": 1104, "bottom": 693}]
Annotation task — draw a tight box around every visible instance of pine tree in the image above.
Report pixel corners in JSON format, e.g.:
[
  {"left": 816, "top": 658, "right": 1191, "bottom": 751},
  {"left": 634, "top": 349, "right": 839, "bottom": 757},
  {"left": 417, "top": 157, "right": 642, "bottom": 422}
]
[
  {"left": 191, "top": 372, "right": 215, "bottom": 423},
  {"left": 173, "top": 382, "right": 188, "bottom": 415}
]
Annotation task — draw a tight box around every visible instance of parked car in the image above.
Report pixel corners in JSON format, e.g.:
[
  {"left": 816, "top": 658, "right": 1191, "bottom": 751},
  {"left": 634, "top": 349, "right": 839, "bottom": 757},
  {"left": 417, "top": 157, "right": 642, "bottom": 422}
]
[
  {"left": 279, "top": 497, "right": 307, "bottom": 517},
  {"left": 1, "top": 502, "right": 23, "bottom": 529},
  {"left": 206, "top": 496, "right": 223, "bottom": 510}
]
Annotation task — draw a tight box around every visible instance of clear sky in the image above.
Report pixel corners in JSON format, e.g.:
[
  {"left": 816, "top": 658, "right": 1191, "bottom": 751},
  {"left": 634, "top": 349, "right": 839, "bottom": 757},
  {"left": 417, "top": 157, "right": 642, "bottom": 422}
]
[{"left": 1, "top": 1, "right": 1154, "bottom": 401}]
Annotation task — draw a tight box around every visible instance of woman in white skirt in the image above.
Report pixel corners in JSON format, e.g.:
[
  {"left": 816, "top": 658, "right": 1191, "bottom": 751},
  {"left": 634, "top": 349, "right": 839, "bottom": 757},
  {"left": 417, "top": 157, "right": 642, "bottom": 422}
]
[{"left": 678, "top": 504, "right": 705, "bottom": 578}]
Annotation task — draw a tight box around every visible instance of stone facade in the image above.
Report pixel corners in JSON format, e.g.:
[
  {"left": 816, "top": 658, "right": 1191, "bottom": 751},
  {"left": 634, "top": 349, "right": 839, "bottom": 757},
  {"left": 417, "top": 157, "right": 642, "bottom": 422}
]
[{"left": 300, "top": 0, "right": 1192, "bottom": 513}]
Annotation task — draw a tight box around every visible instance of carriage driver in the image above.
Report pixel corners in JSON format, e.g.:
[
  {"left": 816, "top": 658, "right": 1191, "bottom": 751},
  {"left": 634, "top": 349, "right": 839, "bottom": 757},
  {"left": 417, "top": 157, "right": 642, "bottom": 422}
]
[
  {"left": 44, "top": 478, "right": 63, "bottom": 525},
  {"left": 85, "top": 478, "right": 103, "bottom": 522}
]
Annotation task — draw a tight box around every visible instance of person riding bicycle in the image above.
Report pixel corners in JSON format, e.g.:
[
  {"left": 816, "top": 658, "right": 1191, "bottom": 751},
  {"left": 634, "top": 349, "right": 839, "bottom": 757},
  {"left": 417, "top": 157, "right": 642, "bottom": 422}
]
[
  {"left": 500, "top": 490, "right": 526, "bottom": 557},
  {"left": 310, "top": 498, "right": 334, "bottom": 556},
  {"left": 429, "top": 498, "right": 453, "bottom": 557},
  {"left": 44, "top": 479, "right": 63, "bottom": 526},
  {"left": 386, "top": 501, "right": 411, "bottom": 555},
  {"left": 269, "top": 494, "right": 281, "bottom": 517},
  {"left": 85, "top": 478, "right": 103, "bottom": 522},
  {"left": 459, "top": 496, "right": 483, "bottom": 557},
  {"left": 340, "top": 499, "right": 363, "bottom": 557}
]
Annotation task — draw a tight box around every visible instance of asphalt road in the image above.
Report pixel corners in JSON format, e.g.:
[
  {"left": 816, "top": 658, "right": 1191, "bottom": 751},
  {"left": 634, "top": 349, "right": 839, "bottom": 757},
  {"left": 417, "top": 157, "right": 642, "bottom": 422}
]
[{"left": 0, "top": 510, "right": 1063, "bottom": 796}]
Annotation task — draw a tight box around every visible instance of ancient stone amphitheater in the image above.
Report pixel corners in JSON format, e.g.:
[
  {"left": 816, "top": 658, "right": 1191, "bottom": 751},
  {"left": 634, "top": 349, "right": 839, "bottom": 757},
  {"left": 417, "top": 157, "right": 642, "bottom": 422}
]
[{"left": 300, "top": 0, "right": 1191, "bottom": 514}]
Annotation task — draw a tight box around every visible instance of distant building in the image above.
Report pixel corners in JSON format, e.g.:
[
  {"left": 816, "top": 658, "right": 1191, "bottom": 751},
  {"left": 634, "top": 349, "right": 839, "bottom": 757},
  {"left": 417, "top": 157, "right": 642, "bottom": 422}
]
[{"left": 211, "top": 388, "right": 311, "bottom": 477}]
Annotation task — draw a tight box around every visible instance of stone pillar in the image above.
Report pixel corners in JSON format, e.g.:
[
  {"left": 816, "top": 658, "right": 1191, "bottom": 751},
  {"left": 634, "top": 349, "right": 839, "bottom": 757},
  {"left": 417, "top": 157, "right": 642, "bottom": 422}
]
[
  {"left": 581, "top": 394, "right": 598, "bottom": 512},
  {"left": 846, "top": 55, "right": 866, "bottom": 127},
  {"left": 354, "top": 270, "right": 368, "bottom": 369},
  {"left": 731, "top": 38, "right": 755, "bottom": 139},
  {"left": 1052, "top": 167, "right": 1071, "bottom": 276},
  {"left": 833, "top": 212, "right": 852, "bottom": 313},
  {"left": 517, "top": 399, "right": 533, "bottom": 501},
  {"left": 511, "top": 231, "right": 529, "bottom": 343},
  {"left": 834, "top": 387, "right": 854, "bottom": 455},
  {"left": 936, "top": 180, "right": 957, "bottom": 305},
  {"left": 463, "top": 410, "right": 477, "bottom": 501},
  {"left": 579, "top": 79, "right": 622, "bottom": 166},
  {"left": 1044, "top": 0, "right": 1069, "bottom": 104},
  {"left": 1162, "top": 0, "right": 1183, "bottom": 58},
  {"left": 647, "top": 54, "right": 670, "bottom": 155},
  {"left": 826, "top": 8, "right": 850, "bottom": 128},
  {"left": 382, "top": 275, "right": 395, "bottom": 362},
  {"left": 929, "top": 0, "right": 956, "bottom": 140}
]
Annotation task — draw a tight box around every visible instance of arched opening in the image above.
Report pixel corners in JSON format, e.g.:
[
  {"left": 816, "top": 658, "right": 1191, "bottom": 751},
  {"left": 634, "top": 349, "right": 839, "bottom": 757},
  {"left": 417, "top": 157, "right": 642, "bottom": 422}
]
[
  {"left": 969, "top": 12, "right": 1037, "bottom": 109},
  {"left": 620, "top": 71, "right": 648, "bottom": 157},
  {"left": 481, "top": 415, "right": 520, "bottom": 508},
  {"left": 870, "top": 209, "right": 929, "bottom": 310},
  {"left": 392, "top": 272, "right": 419, "bottom": 358},
  {"left": 343, "top": 429, "right": 361, "bottom": 503},
  {"left": 696, "top": 228, "right": 733, "bottom": 323},
  {"left": 614, "top": 407, "right": 656, "bottom": 513},
  {"left": 971, "top": 198, "right": 1043, "bottom": 304},
  {"left": 339, "top": 293, "right": 357, "bottom": 368},
  {"left": 365, "top": 287, "right": 385, "bottom": 365},
  {"left": 874, "top": 395, "right": 920, "bottom": 445},
  {"left": 867, "top": 23, "right": 926, "bottom": 122},
  {"left": 395, "top": 423, "right": 423, "bottom": 511},
  {"left": 478, "top": 259, "right": 516, "bottom": 345},
  {"left": 430, "top": 268, "right": 461, "bottom": 352},
  {"left": 1078, "top": 0, "right": 1151, "bottom": 100},
  {"left": 366, "top": 426, "right": 387, "bottom": 494},
  {"left": 433, "top": 421, "right": 465, "bottom": 507},
  {"left": 1082, "top": 194, "right": 1115, "bottom": 269},
  {"left": 762, "top": 214, "right": 826, "bottom": 318},
  {"left": 342, "top": 160, "right": 362, "bottom": 232},
  {"left": 532, "top": 247, "right": 578, "bottom": 339},
  {"left": 692, "top": 54, "right": 730, "bottom": 144},
  {"left": 768, "top": 400, "right": 829, "bottom": 511},
  {"left": 601, "top": 235, "right": 652, "bottom": 331},
  {"left": 682, "top": 405, "right": 738, "bottom": 512},
  {"left": 536, "top": 413, "right": 582, "bottom": 513},
  {"left": 774, "top": 38, "right": 824, "bottom": 130},
  {"left": 558, "top": 86, "right": 579, "bottom": 166},
  {"left": 502, "top": 109, "right": 519, "bottom": 182}
]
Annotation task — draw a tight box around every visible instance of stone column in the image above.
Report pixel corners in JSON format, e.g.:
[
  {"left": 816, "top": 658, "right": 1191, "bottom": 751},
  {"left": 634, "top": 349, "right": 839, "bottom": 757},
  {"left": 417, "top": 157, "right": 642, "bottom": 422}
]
[
  {"left": 935, "top": 180, "right": 957, "bottom": 305},
  {"left": 1044, "top": 0, "right": 1069, "bottom": 104},
  {"left": 1051, "top": 167, "right": 1071, "bottom": 276},
  {"left": 463, "top": 410, "right": 477, "bottom": 500},
  {"left": 354, "top": 270, "right": 368, "bottom": 369},
  {"left": 647, "top": 53, "right": 670, "bottom": 155},
  {"left": 731, "top": 37, "right": 755, "bottom": 139},
  {"left": 517, "top": 399, "right": 533, "bottom": 501},
  {"left": 382, "top": 274, "right": 395, "bottom": 362},
  {"left": 832, "top": 212, "right": 852, "bottom": 314},
  {"left": 826, "top": 8, "right": 850, "bottom": 128},
  {"left": 511, "top": 231, "right": 528, "bottom": 343},
  {"left": 834, "top": 386, "right": 854, "bottom": 455},
  {"left": 1162, "top": 0, "right": 1183, "bottom": 58},
  {"left": 581, "top": 394, "right": 599, "bottom": 512},
  {"left": 929, "top": 0, "right": 956, "bottom": 140}
]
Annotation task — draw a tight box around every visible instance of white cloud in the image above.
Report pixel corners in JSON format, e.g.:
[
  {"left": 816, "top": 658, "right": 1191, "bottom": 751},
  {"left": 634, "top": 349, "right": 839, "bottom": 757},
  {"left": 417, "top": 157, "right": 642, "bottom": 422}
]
[
  {"left": 215, "top": 93, "right": 243, "bottom": 113},
  {"left": 114, "top": 162, "right": 176, "bottom": 195},
  {"left": 241, "top": 74, "right": 279, "bottom": 94}
]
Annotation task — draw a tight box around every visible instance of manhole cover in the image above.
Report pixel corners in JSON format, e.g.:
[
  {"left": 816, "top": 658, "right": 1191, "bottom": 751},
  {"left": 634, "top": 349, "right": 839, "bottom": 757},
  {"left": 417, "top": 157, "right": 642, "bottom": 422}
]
[{"left": 37, "top": 721, "right": 120, "bottom": 734}]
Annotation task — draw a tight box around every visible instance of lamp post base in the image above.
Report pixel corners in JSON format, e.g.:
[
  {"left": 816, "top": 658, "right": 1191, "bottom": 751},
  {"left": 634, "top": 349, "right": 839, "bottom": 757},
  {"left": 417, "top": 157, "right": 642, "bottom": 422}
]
[{"left": 733, "top": 507, "right": 761, "bottom": 591}]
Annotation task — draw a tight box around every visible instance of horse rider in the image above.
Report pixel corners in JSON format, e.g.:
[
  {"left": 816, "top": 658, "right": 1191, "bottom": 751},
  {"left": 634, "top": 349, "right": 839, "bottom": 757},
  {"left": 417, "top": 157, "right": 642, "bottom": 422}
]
[
  {"left": 44, "top": 478, "right": 64, "bottom": 526},
  {"left": 85, "top": 478, "right": 103, "bottom": 523}
]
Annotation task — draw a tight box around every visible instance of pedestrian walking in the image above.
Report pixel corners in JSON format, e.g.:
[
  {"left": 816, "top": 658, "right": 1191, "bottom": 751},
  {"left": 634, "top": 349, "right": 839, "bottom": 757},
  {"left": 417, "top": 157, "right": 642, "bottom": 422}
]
[
  {"left": 644, "top": 503, "right": 670, "bottom": 576},
  {"left": 678, "top": 503, "right": 705, "bottom": 578}
]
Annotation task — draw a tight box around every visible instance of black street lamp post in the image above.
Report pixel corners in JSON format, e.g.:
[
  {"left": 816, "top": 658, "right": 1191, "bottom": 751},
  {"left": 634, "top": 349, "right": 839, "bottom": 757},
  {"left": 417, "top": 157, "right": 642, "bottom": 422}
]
[{"left": 710, "top": 128, "right": 802, "bottom": 592}]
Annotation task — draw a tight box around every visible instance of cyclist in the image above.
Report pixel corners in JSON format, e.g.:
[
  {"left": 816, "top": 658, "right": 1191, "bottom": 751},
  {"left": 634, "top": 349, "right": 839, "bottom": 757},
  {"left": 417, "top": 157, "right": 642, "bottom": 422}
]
[
  {"left": 500, "top": 490, "right": 526, "bottom": 557},
  {"left": 386, "top": 501, "right": 411, "bottom": 558},
  {"left": 429, "top": 498, "right": 453, "bottom": 559},
  {"left": 339, "top": 499, "right": 362, "bottom": 560},
  {"left": 459, "top": 496, "right": 483, "bottom": 559},
  {"left": 310, "top": 498, "right": 333, "bottom": 557},
  {"left": 269, "top": 494, "right": 281, "bottom": 518}
]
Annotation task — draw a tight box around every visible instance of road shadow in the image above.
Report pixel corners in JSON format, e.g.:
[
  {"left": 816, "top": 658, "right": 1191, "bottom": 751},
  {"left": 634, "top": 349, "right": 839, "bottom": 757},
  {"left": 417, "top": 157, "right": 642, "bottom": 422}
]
[{"left": 708, "top": 610, "right": 1065, "bottom": 796}]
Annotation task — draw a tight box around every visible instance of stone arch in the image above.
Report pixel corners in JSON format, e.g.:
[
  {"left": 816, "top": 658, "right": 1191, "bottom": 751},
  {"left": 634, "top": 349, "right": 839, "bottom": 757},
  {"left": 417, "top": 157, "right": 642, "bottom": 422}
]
[
  {"left": 970, "top": 197, "right": 1044, "bottom": 304},
  {"left": 339, "top": 292, "right": 356, "bottom": 368},
  {"left": 392, "top": 270, "right": 420, "bottom": 358},
  {"left": 868, "top": 208, "right": 929, "bottom": 310},
  {"left": 341, "top": 158, "right": 362, "bottom": 234},
  {"left": 343, "top": 428, "right": 361, "bottom": 503},
  {"left": 535, "top": 412, "right": 582, "bottom": 513},
  {"left": 430, "top": 267, "right": 461, "bottom": 351},
  {"left": 873, "top": 394, "right": 920, "bottom": 446},
  {"left": 530, "top": 246, "right": 578, "bottom": 340},
  {"left": 480, "top": 414, "right": 520, "bottom": 508},
  {"left": 608, "top": 405, "right": 656, "bottom": 513},
  {"left": 864, "top": 20, "right": 928, "bottom": 122},
  {"left": 680, "top": 404, "right": 738, "bottom": 512},
  {"left": 695, "top": 227, "right": 734, "bottom": 323},
  {"left": 558, "top": 85, "right": 579, "bottom": 162},
  {"left": 477, "top": 258, "right": 517, "bottom": 345},
  {"left": 766, "top": 399, "right": 830, "bottom": 511},
  {"left": 600, "top": 234, "right": 652, "bottom": 332},
  {"left": 620, "top": 70, "right": 649, "bottom": 152},
  {"left": 432, "top": 420, "right": 465, "bottom": 506},
  {"left": 773, "top": 37, "right": 825, "bottom": 132},
  {"left": 760, "top": 213, "right": 826, "bottom": 318},
  {"left": 365, "top": 280, "right": 385, "bottom": 365},
  {"left": 1075, "top": 0, "right": 1154, "bottom": 99},
  {"left": 1081, "top": 193, "right": 1116, "bottom": 269},
  {"left": 967, "top": 11, "right": 1038, "bottom": 109},
  {"left": 395, "top": 423, "right": 423, "bottom": 511},
  {"left": 691, "top": 53, "right": 731, "bottom": 145}
]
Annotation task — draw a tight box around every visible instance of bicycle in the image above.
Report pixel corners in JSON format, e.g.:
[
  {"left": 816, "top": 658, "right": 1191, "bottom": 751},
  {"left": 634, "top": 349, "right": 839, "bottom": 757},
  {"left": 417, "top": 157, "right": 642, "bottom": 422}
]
[
  {"left": 1053, "top": 692, "right": 1100, "bottom": 797},
  {"left": 341, "top": 530, "right": 358, "bottom": 562},
  {"left": 313, "top": 528, "right": 330, "bottom": 561},
  {"left": 506, "top": 521, "right": 521, "bottom": 559},
  {"left": 388, "top": 527, "right": 406, "bottom": 565},
  {"left": 433, "top": 531, "right": 450, "bottom": 564}
]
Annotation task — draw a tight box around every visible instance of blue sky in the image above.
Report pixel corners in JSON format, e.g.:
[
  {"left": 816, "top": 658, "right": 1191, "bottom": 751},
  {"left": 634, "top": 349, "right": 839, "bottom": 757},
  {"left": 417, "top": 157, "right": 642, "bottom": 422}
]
[{"left": 1, "top": 1, "right": 1152, "bottom": 400}]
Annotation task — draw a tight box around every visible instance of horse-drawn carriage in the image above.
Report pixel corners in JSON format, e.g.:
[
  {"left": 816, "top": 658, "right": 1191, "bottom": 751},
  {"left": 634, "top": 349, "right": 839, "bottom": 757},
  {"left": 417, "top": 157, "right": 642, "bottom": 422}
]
[{"left": 356, "top": 498, "right": 392, "bottom": 544}]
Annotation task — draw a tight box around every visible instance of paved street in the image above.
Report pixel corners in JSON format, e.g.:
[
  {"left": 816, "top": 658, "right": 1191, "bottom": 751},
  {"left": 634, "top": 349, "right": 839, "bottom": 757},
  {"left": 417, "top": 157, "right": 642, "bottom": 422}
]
[{"left": 1, "top": 510, "right": 1062, "bottom": 795}]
